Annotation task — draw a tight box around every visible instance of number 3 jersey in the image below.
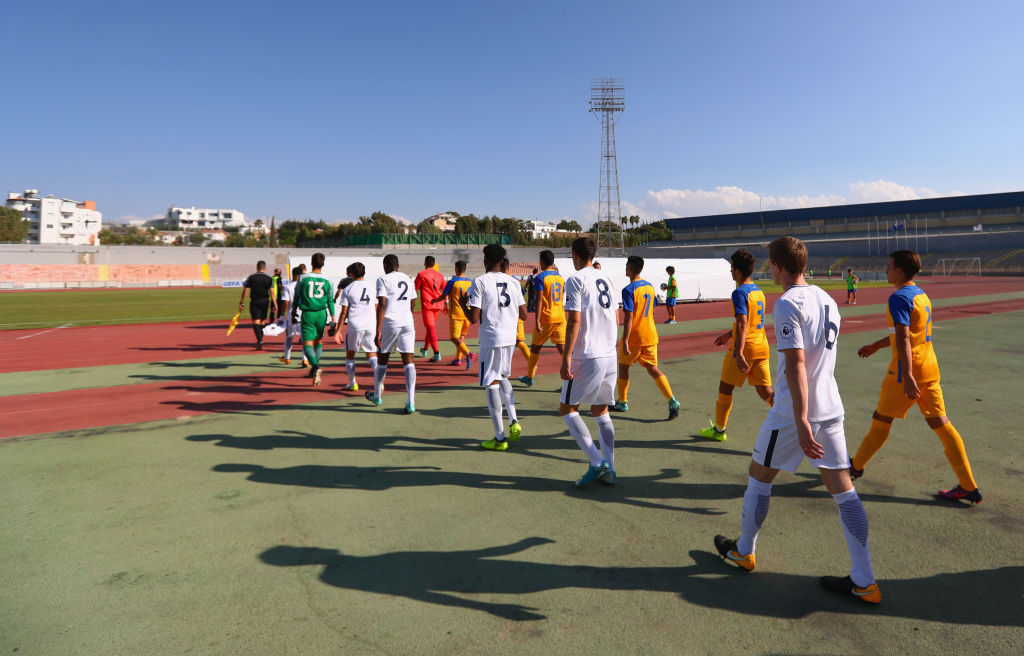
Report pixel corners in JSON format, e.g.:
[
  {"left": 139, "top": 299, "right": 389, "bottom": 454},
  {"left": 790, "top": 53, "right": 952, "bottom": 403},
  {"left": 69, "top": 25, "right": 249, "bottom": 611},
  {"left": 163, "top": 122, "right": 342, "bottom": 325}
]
[
  {"left": 294, "top": 273, "right": 334, "bottom": 313},
  {"left": 467, "top": 271, "right": 525, "bottom": 350},
  {"left": 729, "top": 283, "right": 770, "bottom": 361},
  {"left": 376, "top": 271, "right": 416, "bottom": 327},
  {"left": 887, "top": 282, "right": 939, "bottom": 383},
  {"left": 621, "top": 279, "right": 658, "bottom": 347},
  {"left": 564, "top": 266, "right": 618, "bottom": 360},
  {"left": 769, "top": 284, "right": 844, "bottom": 422}
]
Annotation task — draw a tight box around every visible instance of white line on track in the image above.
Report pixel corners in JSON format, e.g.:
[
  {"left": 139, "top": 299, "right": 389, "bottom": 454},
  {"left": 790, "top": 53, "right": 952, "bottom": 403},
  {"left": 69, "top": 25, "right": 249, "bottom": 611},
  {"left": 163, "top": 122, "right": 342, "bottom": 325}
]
[{"left": 15, "top": 323, "right": 72, "bottom": 340}]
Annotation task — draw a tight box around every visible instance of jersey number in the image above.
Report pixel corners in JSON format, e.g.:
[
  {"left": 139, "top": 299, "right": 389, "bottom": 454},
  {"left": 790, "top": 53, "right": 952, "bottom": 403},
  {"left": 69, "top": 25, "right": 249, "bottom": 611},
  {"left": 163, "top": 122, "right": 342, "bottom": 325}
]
[
  {"left": 642, "top": 293, "right": 652, "bottom": 317},
  {"left": 551, "top": 282, "right": 562, "bottom": 303},
  {"left": 925, "top": 306, "right": 933, "bottom": 342},
  {"left": 596, "top": 279, "right": 611, "bottom": 309},
  {"left": 755, "top": 300, "right": 765, "bottom": 329},
  {"left": 360, "top": 288, "right": 371, "bottom": 304},
  {"left": 307, "top": 280, "right": 325, "bottom": 299},
  {"left": 824, "top": 304, "right": 838, "bottom": 350},
  {"left": 397, "top": 281, "right": 409, "bottom": 301},
  {"left": 497, "top": 282, "right": 511, "bottom": 308}
]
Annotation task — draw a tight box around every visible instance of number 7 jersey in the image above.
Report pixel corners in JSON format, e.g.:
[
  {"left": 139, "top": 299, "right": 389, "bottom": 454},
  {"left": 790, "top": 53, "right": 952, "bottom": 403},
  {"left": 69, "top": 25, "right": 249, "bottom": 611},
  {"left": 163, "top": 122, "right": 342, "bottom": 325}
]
[
  {"left": 621, "top": 279, "right": 659, "bottom": 346},
  {"left": 730, "top": 283, "right": 770, "bottom": 361}
]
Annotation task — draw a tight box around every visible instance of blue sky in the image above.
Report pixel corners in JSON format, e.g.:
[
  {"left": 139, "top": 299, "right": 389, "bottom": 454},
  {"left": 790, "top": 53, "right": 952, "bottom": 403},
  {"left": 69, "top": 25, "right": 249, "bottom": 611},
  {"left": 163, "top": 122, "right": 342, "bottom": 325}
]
[{"left": 4, "top": 0, "right": 1023, "bottom": 224}]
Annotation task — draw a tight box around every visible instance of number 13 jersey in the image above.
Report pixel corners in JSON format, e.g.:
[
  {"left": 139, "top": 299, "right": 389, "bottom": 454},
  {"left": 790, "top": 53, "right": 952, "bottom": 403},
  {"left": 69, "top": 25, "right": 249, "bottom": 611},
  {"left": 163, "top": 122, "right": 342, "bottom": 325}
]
[
  {"left": 770, "top": 284, "right": 844, "bottom": 422},
  {"left": 564, "top": 266, "right": 618, "bottom": 360}
]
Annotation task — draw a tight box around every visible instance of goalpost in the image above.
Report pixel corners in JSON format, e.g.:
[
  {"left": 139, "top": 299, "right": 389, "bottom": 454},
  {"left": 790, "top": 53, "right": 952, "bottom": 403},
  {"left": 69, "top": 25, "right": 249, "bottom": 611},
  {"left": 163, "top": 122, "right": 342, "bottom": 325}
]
[{"left": 930, "top": 257, "right": 981, "bottom": 276}]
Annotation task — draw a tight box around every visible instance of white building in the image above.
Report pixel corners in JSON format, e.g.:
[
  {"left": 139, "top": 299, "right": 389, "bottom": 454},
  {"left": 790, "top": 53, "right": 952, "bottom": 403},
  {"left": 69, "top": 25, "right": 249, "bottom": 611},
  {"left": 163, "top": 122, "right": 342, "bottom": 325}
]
[
  {"left": 155, "top": 206, "right": 249, "bottom": 232},
  {"left": 525, "top": 220, "right": 557, "bottom": 240},
  {"left": 422, "top": 212, "right": 458, "bottom": 232},
  {"left": 6, "top": 189, "right": 103, "bottom": 245}
]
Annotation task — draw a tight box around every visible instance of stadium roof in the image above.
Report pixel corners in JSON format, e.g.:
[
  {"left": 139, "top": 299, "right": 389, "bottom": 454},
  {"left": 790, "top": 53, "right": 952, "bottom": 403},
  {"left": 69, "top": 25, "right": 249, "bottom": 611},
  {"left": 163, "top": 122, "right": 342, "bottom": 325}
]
[{"left": 664, "top": 190, "right": 1024, "bottom": 230}]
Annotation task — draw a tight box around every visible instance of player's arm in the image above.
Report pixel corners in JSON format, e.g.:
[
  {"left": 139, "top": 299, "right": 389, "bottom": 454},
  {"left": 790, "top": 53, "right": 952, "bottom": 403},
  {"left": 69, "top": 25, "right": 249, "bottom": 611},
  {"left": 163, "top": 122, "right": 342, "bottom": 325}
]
[
  {"left": 334, "top": 304, "right": 349, "bottom": 344},
  {"left": 732, "top": 313, "right": 750, "bottom": 373},
  {"left": 620, "top": 309, "right": 633, "bottom": 356},
  {"left": 893, "top": 324, "right": 919, "bottom": 399},
  {"left": 518, "top": 301, "right": 527, "bottom": 322},
  {"left": 239, "top": 285, "right": 248, "bottom": 310},
  {"left": 290, "top": 281, "right": 303, "bottom": 322},
  {"left": 857, "top": 335, "right": 890, "bottom": 358},
  {"left": 374, "top": 295, "right": 387, "bottom": 348},
  {"left": 783, "top": 347, "right": 823, "bottom": 459},
  {"left": 560, "top": 310, "right": 581, "bottom": 381}
]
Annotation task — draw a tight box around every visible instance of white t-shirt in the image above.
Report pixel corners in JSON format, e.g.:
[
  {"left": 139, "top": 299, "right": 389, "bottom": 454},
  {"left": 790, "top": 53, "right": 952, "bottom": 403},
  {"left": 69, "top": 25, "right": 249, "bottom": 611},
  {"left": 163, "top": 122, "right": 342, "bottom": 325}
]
[
  {"left": 467, "top": 271, "right": 525, "bottom": 350},
  {"left": 282, "top": 281, "right": 300, "bottom": 322},
  {"left": 769, "top": 284, "right": 844, "bottom": 422},
  {"left": 564, "top": 266, "right": 618, "bottom": 360},
  {"left": 341, "top": 279, "right": 376, "bottom": 333},
  {"left": 376, "top": 271, "right": 416, "bottom": 327}
]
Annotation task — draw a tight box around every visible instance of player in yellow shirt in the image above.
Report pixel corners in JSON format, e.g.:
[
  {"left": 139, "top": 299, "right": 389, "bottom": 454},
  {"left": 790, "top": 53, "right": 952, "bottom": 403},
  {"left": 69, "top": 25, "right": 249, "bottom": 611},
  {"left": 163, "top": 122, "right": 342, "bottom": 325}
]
[
  {"left": 499, "top": 258, "right": 532, "bottom": 368},
  {"left": 431, "top": 260, "right": 475, "bottom": 369},
  {"left": 850, "top": 250, "right": 981, "bottom": 503},
  {"left": 699, "top": 249, "right": 773, "bottom": 441},
  {"left": 610, "top": 256, "right": 681, "bottom": 420},
  {"left": 517, "top": 250, "right": 566, "bottom": 387}
]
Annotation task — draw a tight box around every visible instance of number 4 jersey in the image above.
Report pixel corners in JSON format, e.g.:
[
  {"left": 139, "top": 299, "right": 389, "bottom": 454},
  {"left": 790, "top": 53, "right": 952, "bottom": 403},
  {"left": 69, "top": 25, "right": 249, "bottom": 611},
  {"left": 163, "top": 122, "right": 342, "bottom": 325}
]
[
  {"left": 295, "top": 273, "right": 334, "bottom": 314},
  {"left": 729, "top": 283, "right": 770, "bottom": 361},
  {"left": 564, "top": 266, "right": 618, "bottom": 360},
  {"left": 770, "top": 284, "right": 844, "bottom": 422}
]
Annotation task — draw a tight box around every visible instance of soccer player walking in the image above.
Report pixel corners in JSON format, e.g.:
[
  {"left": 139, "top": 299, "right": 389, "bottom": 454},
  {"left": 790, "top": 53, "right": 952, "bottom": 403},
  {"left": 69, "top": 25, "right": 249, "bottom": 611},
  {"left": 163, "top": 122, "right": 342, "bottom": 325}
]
[
  {"left": 714, "top": 237, "right": 881, "bottom": 605},
  {"left": 560, "top": 237, "right": 619, "bottom": 486},
  {"left": 467, "top": 244, "right": 527, "bottom": 451},
  {"left": 367, "top": 254, "right": 418, "bottom": 413},
  {"left": 239, "top": 260, "right": 277, "bottom": 350},
  {"left": 415, "top": 256, "right": 446, "bottom": 362},
  {"left": 278, "top": 266, "right": 302, "bottom": 365},
  {"left": 850, "top": 250, "right": 982, "bottom": 504},
  {"left": 291, "top": 253, "right": 332, "bottom": 387},
  {"left": 699, "top": 249, "right": 774, "bottom": 441},
  {"left": 431, "top": 261, "right": 474, "bottom": 368},
  {"left": 333, "top": 261, "right": 378, "bottom": 392},
  {"left": 500, "top": 258, "right": 532, "bottom": 368},
  {"left": 612, "top": 256, "right": 681, "bottom": 420},
  {"left": 517, "top": 250, "right": 566, "bottom": 388}
]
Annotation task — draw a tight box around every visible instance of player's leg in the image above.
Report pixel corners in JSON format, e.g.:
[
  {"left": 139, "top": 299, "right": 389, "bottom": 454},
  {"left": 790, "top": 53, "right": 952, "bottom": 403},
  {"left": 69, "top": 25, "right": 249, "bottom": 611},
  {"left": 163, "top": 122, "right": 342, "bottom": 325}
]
[
  {"left": 560, "top": 358, "right": 607, "bottom": 484},
  {"left": 928, "top": 415, "right": 981, "bottom": 502},
  {"left": 311, "top": 337, "right": 324, "bottom": 386},
  {"left": 750, "top": 358, "right": 774, "bottom": 407},
  {"left": 398, "top": 326, "right": 417, "bottom": 412},
  {"left": 701, "top": 377, "right": 735, "bottom": 441},
  {"left": 850, "top": 410, "right": 895, "bottom": 477},
  {"left": 281, "top": 320, "right": 294, "bottom": 364},
  {"left": 642, "top": 355, "right": 681, "bottom": 420},
  {"left": 425, "top": 309, "right": 441, "bottom": 360},
  {"left": 345, "top": 347, "right": 358, "bottom": 389},
  {"left": 589, "top": 357, "right": 617, "bottom": 480},
  {"left": 367, "top": 330, "right": 394, "bottom": 405},
  {"left": 250, "top": 302, "right": 268, "bottom": 348},
  {"left": 613, "top": 359, "right": 631, "bottom": 411}
]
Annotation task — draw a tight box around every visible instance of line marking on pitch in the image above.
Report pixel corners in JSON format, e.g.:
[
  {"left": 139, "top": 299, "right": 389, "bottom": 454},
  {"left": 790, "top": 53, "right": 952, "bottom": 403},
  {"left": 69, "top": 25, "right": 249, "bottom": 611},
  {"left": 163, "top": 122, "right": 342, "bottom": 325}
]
[{"left": 16, "top": 324, "right": 72, "bottom": 340}]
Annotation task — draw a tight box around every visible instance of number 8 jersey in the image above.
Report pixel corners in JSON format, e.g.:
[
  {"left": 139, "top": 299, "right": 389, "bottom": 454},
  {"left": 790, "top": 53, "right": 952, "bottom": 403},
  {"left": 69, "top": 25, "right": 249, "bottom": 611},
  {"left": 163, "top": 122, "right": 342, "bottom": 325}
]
[
  {"left": 730, "top": 283, "right": 770, "bottom": 361},
  {"left": 564, "top": 266, "right": 618, "bottom": 360}
]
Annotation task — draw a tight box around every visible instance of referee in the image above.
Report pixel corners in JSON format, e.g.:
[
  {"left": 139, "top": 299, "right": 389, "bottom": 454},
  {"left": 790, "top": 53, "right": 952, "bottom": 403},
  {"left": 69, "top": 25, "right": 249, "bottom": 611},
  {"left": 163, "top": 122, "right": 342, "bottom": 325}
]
[{"left": 239, "top": 260, "right": 277, "bottom": 350}]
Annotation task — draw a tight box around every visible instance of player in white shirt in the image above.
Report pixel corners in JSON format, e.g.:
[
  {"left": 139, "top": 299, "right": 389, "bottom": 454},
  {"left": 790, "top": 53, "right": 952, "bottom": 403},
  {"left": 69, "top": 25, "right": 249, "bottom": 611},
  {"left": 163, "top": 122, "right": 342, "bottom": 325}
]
[
  {"left": 713, "top": 236, "right": 881, "bottom": 605},
  {"left": 366, "top": 254, "right": 418, "bottom": 413},
  {"left": 467, "top": 244, "right": 527, "bottom": 451},
  {"left": 278, "top": 266, "right": 303, "bottom": 366},
  {"left": 559, "top": 237, "right": 620, "bottom": 487},
  {"left": 332, "top": 261, "right": 377, "bottom": 392}
]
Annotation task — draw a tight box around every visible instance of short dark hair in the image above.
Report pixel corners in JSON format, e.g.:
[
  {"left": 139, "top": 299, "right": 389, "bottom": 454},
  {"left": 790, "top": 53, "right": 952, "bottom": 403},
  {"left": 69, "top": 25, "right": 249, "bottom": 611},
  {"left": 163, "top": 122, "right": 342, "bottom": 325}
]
[
  {"left": 351, "top": 261, "right": 366, "bottom": 278},
  {"left": 768, "top": 237, "right": 807, "bottom": 275},
  {"left": 666, "top": 265, "right": 675, "bottom": 275},
  {"left": 345, "top": 264, "right": 354, "bottom": 276},
  {"left": 539, "top": 250, "right": 555, "bottom": 267},
  {"left": 890, "top": 250, "right": 921, "bottom": 279},
  {"left": 483, "top": 244, "right": 507, "bottom": 268},
  {"left": 311, "top": 252, "right": 325, "bottom": 269},
  {"left": 571, "top": 237, "right": 596, "bottom": 262},
  {"left": 291, "top": 266, "right": 302, "bottom": 278},
  {"left": 626, "top": 255, "right": 644, "bottom": 273},
  {"left": 256, "top": 260, "right": 266, "bottom": 271},
  {"left": 383, "top": 254, "right": 399, "bottom": 271},
  {"left": 500, "top": 257, "right": 510, "bottom": 272},
  {"left": 532, "top": 268, "right": 538, "bottom": 274},
  {"left": 454, "top": 260, "right": 466, "bottom": 274},
  {"left": 424, "top": 256, "right": 435, "bottom": 268},
  {"left": 730, "top": 249, "right": 756, "bottom": 277}
]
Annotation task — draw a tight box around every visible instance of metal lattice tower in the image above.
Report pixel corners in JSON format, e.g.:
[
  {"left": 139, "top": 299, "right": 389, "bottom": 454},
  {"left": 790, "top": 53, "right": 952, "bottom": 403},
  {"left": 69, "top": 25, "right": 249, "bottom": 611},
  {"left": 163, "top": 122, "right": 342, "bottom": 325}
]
[{"left": 589, "top": 78, "right": 625, "bottom": 255}]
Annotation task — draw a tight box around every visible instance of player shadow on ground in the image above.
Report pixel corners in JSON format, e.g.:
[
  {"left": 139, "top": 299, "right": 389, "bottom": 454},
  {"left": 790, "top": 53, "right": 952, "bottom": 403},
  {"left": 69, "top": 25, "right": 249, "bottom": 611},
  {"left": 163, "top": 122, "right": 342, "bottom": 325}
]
[{"left": 258, "top": 538, "right": 1024, "bottom": 626}]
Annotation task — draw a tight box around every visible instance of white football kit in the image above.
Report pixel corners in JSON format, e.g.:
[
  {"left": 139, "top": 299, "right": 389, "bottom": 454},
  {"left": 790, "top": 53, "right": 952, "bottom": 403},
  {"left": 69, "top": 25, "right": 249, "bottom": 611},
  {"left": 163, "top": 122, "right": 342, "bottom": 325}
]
[
  {"left": 341, "top": 279, "right": 377, "bottom": 353},
  {"left": 376, "top": 271, "right": 417, "bottom": 354},
  {"left": 753, "top": 284, "right": 848, "bottom": 471},
  {"left": 468, "top": 271, "right": 526, "bottom": 386},
  {"left": 561, "top": 266, "right": 618, "bottom": 406},
  {"left": 282, "top": 281, "right": 300, "bottom": 336}
]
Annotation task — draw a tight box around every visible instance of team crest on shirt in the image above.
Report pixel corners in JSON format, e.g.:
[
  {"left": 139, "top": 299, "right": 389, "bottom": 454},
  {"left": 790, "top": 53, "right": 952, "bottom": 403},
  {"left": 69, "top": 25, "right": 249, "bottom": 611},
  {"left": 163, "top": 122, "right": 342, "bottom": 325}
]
[{"left": 781, "top": 323, "right": 794, "bottom": 338}]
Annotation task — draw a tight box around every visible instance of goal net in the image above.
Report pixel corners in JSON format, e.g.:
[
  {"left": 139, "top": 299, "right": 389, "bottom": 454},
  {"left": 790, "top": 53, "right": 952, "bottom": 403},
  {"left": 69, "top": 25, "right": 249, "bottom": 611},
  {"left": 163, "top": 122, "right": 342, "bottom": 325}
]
[{"left": 930, "top": 257, "right": 981, "bottom": 276}]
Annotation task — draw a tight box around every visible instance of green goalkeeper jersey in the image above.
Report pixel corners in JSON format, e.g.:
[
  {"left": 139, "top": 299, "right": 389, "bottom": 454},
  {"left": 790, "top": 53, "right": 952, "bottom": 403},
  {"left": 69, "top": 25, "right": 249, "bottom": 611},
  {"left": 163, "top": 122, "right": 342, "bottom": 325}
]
[{"left": 295, "top": 273, "right": 334, "bottom": 313}]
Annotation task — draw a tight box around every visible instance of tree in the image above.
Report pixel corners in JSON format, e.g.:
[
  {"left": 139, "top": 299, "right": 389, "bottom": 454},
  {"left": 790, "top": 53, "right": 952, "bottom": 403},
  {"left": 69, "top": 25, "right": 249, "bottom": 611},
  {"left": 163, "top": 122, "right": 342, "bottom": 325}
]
[
  {"left": 225, "top": 233, "right": 247, "bottom": 247},
  {"left": 369, "top": 211, "right": 399, "bottom": 233},
  {"left": 557, "top": 219, "right": 582, "bottom": 233},
  {"left": 186, "top": 232, "right": 206, "bottom": 246},
  {"left": 455, "top": 215, "right": 478, "bottom": 234},
  {"left": 417, "top": 218, "right": 441, "bottom": 234},
  {"left": 0, "top": 207, "right": 29, "bottom": 242}
]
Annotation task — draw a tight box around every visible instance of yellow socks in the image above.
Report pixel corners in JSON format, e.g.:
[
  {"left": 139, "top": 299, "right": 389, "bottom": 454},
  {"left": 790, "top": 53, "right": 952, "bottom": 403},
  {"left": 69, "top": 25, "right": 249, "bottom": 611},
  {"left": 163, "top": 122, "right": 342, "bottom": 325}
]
[
  {"left": 714, "top": 393, "right": 733, "bottom": 432},
  {"left": 932, "top": 422, "right": 978, "bottom": 491},
  {"left": 852, "top": 418, "right": 892, "bottom": 471},
  {"left": 654, "top": 375, "right": 673, "bottom": 401},
  {"left": 457, "top": 342, "right": 470, "bottom": 359},
  {"left": 527, "top": 351, "right": 540, "bottom": 378},
  {"left": 517, "top": 341, "right": 531, "bottom": 362},
  {"left": 617, "top": 378, "right": 630, "bottom": 403}
]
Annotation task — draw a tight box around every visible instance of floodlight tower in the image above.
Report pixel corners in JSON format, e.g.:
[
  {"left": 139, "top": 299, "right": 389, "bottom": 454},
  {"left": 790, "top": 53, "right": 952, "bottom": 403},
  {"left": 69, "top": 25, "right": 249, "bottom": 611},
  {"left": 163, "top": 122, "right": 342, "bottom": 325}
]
[{"left": 589, "top": 78, "right": 625, "bottom": 255}]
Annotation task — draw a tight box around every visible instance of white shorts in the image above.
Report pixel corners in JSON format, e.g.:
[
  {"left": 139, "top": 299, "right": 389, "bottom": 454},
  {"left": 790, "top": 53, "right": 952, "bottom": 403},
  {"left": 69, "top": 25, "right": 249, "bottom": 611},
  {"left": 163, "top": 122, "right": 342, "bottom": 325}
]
[
  {"left": 752, "top": 414, "right": 849, "bottom": 472},
  {"left": 345, "top": 326, "right": 376, "bottom": 353},
  {"left": 560, "top": 355, "right": 616, "bottom": 407},
  {"left": 380, "top": 322, "right": 416, "bottom": 354},
  {"left": 478, "top": 345, "right": 513, "bottom": 386},
  {"left": 284, "top": 319, "right": 301, "bottom": 337}
]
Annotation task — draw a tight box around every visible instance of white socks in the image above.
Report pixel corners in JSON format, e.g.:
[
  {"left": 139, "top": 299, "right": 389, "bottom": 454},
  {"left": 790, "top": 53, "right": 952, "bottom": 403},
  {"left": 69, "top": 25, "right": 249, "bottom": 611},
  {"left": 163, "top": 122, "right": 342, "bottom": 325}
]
[
  {"left": 594, "top": 413, "right": 615, "bottom": 470},
  {"left": 404, "top": 364, "right": 416, "bottom": 405},
  {"left": 345, "top": 359, "right": 356, "bottom": 386},
  {"left": 834, "top": 488, "right": 876, "bottom": 587},
  {"left": 738, "top": 476, "right": 772, "bottom": 556},
  {"left": 498, "top": 378, "right": 517, "bottom": 424},
  {"left": 564, "top": 412, "right": 602, "bottom": 467},
  {"left": 374, "top": 363, "right": 387, "bottom": 399},
  {"left": 486, "top": 384, "right": 505, "bottom": 439}
]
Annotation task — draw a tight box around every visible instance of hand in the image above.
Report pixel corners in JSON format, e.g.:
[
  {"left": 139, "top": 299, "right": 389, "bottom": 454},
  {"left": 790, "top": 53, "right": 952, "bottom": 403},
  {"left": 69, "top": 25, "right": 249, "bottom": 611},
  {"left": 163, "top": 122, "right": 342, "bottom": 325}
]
[
  {"left": 797, "top": 419, "right": 824, "bottom": 459},
  {"left": 734, "top": 352, "right": 750, "bottom": 374},
  {"left": 858, "top": 343, "right": 879, "bottom": 358},
  {"left": 621, "top": 341, "right": 631, "bottom": 357},
  {"left": 559, "top": 359, "right": 573, "bottom": 381},
  {"left": 767, "top": 390, "right": 776, "bottom": 406},
  {"left": 333, "top": 331, "right": 343, "bottom": 345},
  {"left": 903, "top": 375, "right": 920, "bottom": 400},
  {"left": 239, "top": 303, "right": 244, "bottom": 309},
  {"left": 375, "top": 333, "right": 383, "bottom": 349},
  {"left": 714, "top": 332, "right": 730, "bottom": 347}
]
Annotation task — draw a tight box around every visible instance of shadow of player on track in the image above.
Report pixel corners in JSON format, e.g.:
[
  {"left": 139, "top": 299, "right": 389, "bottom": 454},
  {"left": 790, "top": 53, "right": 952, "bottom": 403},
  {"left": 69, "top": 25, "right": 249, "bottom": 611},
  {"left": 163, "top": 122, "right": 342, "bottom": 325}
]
[{"left": 258, "top": 539, "right": 1024, "bottom": 625}]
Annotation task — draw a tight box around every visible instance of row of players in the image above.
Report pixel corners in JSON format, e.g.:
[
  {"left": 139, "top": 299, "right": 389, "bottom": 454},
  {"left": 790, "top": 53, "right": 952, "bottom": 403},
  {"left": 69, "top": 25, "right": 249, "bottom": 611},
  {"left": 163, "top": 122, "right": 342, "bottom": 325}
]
[{"left": 245, "top": 236, "right": 983, "bottom": 607}]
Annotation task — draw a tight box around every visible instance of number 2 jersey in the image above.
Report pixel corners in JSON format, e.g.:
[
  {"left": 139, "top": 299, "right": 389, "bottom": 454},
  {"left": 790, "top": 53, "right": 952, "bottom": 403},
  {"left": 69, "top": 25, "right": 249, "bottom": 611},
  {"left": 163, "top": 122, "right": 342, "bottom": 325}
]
[
  {"left": 729, "top": 283, "right": 770, "bottom": 361},
  {"left": 769, "top": 284, "right": 843, "bottom": 422},
  {"left": 621, "top": 279, "right": 658, "bottom": 347},
  {"left": 376, "top": 271, "right": 416, "bottom": 327},
  {"left": 564, "top": 266, "right": 618, "bottom": 360},
  {"left": 887, "top": 282, "right": 939, "bottom": 383},
  {"left": 467, "top": 271, "right": 525, "bottom": 350},
  {"left": 294, "top": 272, "right": 333, "bottom": 314}
]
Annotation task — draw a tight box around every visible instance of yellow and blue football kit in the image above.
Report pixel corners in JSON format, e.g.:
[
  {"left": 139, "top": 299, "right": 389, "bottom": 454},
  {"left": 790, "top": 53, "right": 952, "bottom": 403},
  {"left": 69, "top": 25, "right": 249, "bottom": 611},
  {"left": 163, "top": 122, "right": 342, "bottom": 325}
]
[
  {"left": 619, "top": 279, "right": 659, "bottom": 367},
  {"left": 530, "top": 270, "right": 566, "bottom": 347},
  {"left": 441, "top": 276, "right": 473, "bottom": 340},
  {"left": 875, "top": 282, "right": 943, "bottom": 418},
  {"left": 720, "top": 283, "right": 771, "bottom": 388}
]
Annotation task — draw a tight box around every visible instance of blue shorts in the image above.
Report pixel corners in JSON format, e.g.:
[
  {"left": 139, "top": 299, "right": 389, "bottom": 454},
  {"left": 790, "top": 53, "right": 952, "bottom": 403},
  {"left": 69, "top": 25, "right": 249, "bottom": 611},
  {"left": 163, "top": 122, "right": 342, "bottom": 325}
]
[{"left": 666, "top": 297, "right": 677, "bottom": 306}]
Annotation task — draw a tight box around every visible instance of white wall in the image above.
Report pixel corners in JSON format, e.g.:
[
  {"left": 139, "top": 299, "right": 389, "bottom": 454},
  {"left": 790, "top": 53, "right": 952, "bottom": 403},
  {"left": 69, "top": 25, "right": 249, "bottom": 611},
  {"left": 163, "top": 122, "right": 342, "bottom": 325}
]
[{"left": 553, "top": 257, "right": 733, "bottom": 303}]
